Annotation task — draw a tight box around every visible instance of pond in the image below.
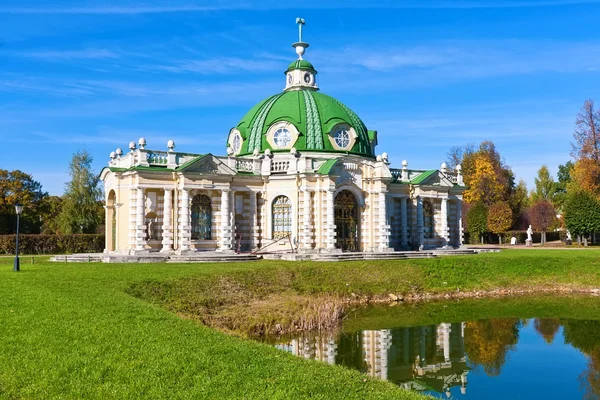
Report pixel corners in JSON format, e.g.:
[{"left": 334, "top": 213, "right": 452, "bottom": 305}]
[{"left": 271, "top": 296, "right": 600, "bottom": 399}]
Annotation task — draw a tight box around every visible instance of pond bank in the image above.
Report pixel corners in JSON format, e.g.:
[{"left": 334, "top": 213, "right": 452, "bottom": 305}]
[{"left": 128, "top": 249, "right": 600, "bottom": 337}]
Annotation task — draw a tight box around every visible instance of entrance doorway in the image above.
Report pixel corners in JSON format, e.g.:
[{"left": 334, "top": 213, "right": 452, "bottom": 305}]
[{"left": 334, "top": 190, "right": 360, "bottom": 251}]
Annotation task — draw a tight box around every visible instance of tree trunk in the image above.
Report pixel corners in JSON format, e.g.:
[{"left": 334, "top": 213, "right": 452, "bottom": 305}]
[
  {"left": 499, "top": 234, "right": 502, "bottom": 245},
  {"left": 541, "top": 231, "right": 546, "bottom": 245},
  {"left": 584, "top": 236, "right": 589, "bottom": 246},
  {"left": 481, "top": 234, "right": 484, "bottom": 244},
  {"left": 578, "top": 235, "right": 582, "bottom": 245}
]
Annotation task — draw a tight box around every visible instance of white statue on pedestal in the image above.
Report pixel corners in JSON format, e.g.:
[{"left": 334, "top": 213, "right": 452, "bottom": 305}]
[
  {"left": 566, "top": 231, "right": 572, "bottom": 241},
  {"left": 526, "top": 225, "right": 533, "bottom": 242}
]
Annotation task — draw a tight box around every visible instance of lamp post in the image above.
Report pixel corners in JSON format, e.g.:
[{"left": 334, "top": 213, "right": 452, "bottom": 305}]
[{"left": 14, "top": 202, "right": 23, "bottom": 272}]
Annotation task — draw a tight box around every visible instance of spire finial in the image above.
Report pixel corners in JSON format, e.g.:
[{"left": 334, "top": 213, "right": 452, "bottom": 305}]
[
  {"left": 296, "top": 17, "right": 305, "bottom": 42},
  {"left": 292, "top": 17, "right": 309, "bottom": 60}
]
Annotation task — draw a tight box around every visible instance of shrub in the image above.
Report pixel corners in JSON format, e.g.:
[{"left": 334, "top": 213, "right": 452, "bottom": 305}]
[{"left": 0, "top": 234, "right": 104, "bottom": 255}]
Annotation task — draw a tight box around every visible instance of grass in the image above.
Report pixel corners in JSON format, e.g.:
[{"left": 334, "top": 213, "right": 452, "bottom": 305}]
[{"left": 2, "top": 249, "right": 600, "bottom": 399}]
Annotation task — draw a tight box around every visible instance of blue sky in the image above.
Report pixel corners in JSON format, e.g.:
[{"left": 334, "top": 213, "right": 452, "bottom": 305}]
[{"left": 2, "top": 1, "right": 600, "bottom": 195}]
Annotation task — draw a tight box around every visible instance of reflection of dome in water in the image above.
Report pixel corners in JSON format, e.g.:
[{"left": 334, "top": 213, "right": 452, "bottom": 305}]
[{"left": 226, "top": 32, "right": 376, "bottom": 158}]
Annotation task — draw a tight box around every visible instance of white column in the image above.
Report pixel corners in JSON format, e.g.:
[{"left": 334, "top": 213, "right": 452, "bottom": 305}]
[
  {"left": 441, "top": 197, "right": 450, "bottom": 248},
  {"left": 326, "top": 189, "right": 336, "bottom": 250},
  {"left": 417, "top": 196, "right": 424, "bottom": 249},
  {"left": 219, "top": 189, "right": 233, "bottom": 251},
  {"left": 302, "top": 189, "right": 313, "bottom": 251},
  {"left": 457, "top": 198, "right": 464, "bottom": 247},
  {"left": 441, "top": 323, "right": 451, "bottom": 362},
  {"left": 135, "top": 188, "right": 146, "bottom": 251},
  {"left": 129, "top": 189, "right": 137, "bottom": 249},
  {"left": 103, "top": 205, "right": 110, "bottom": 253},
  {"left": 400, "top": 197, "right": 408, "bottom": 248},
  {"left": 378, "top": 191, "right": 390, "bottom": 251},
  {"left": 250, "top": 192, "right": 259, "bottom": 250},
  {"left": 161, "top": 189, "right": 173, "bottom": 253},
  {"left": 178, "top": 189, "right": 191, "bottom": 252}
]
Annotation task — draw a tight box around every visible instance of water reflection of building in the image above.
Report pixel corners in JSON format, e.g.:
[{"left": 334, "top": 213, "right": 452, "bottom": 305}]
[
  {"left": 275, "top": 334, "right": 338, "bottom": 365},
  {"left": 275, "top": 322, "right": 469, "bottom": 396},
  {"left": 359, "top": 323, "right": 469, "bottom": 396}
]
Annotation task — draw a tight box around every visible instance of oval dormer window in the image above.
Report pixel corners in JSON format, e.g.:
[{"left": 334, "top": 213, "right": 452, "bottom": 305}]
[
  {"left": 273, "top": 128, "right": 292, "bottom": 148},
  {"left": 232, "top": 133, "right": 241, "bottom": 154},
  {"left": 333, "top": 127, "right": 351, "bottom": 149}
]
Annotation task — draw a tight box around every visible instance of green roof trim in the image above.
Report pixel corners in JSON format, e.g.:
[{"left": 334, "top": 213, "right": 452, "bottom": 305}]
[
  {"left": 316, "top": 159, "right": 338, "bottom": 175},
  {"left": 302, "top": 90, "right": 324, "bottom": 150},
  {"left": 367, "top": 129, "right": 377, "bottom": 143},
  {"left": 410, "top": 170, "right": 438, "bottom": 184},
  {"left": 285, "top": 59, "right": 316, "bottom": 73}
]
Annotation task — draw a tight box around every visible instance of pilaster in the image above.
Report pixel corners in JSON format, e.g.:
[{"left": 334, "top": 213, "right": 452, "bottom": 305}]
[
  {"left": 441, "top": 197, "right": 450, "bottom": 248},
  {"left": 161, "top": 189, "right": 173, "bottom": 253},
  {"left": 135, "top": 188, "right": 146, "bottom": 251},
  {"left": 400, "top": 196, "right": 408, "bottom": 248},
  {"left": 301, "top": 189, "right": 314, "bottom": 251},
  {"left": 377, "top": 191, "right": 391, "bottom": 251},
  {"left": 325, "top": 189, "right": 336, "bottom": 250},
  {"left": 219, "top": 189, "right": 234, "bottom": 252},
  {"left": 178, "top": 188, "right": 191, "bottom": 252},
  {"left": 417, "top": 195, "right": 424, "bottom": 249}
]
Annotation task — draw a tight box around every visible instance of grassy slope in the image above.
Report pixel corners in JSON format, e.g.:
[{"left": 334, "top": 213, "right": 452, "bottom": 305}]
[
  {"left": 2, "top": 249, "right": 600, "bottom": 399},
  {"left": 0, "top": 257, "right": 423, "bottom": 400}
]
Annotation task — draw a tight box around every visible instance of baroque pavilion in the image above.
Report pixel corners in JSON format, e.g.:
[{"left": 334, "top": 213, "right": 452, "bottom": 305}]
[{"left": 100, "top": 20, "right": 466, "bottom": 258}]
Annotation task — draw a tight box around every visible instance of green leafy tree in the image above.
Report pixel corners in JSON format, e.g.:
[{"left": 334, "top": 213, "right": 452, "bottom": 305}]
[
  {"left": 58, "top": 150, "right": 104, "bottom": 234},
  {"left": 531, "top": 165, "right": 558, "bottom": 205},
  {"left": 564, "top": 190, "right": 600, "bottom": 246},
  {"left": 0, "top": 169, "right": 48, "bottom": 234},
  {"left": 509, "top": 179, "right": 530, "bottom": 229},
  {"left": 39, "top": 196, "right": 64, "bottom": 234},
  {"left": 529, "top": 200, "right": 557, "bottom": 245},
  {"left": 487, "top": 202, "right": 513, "bottom": 244},
  {"left": 467, "top": 202, "right": 488, "bottom": 244},
  {"left": 555, "top": 161, "right": 574, "bottom": 211}
]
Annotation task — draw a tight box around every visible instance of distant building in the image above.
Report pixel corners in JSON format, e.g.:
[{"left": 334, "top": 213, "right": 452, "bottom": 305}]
[{"left": 100, "top": 20, "right": 466, "bottom": 256}]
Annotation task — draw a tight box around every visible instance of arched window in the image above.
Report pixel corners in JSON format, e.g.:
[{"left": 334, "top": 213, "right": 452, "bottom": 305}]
[
  {"left": 423, "top": 200, "right": 434, "bottom": 239},
  {"left": 191, "top": 195, "right": 211, "bottom": 240},
  {"left": 272, "top": 195, "right": 292, "bottom": 239}
]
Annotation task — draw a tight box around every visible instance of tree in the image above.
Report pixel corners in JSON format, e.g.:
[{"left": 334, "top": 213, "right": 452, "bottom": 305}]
[
  {"left": 510, "top": 179, "right": 530, "bottom": 229},
  {"left": 531, "top": 165, "right": 558, "bottom": 205},
  {"left": 555, "top": 161, "right": 574, "bottom": 211},
  {"left": 571, "top": 99, "right": 600, "bottom": 163},
  {"left": 0, "top": 169, "right": 48, "bottom": 234},
  {"left": 467, "top": 202, "right": 488, "bottom": 244},
  {"left": 529, "top": 200, "right": 557, "bottom": 245},
  {"left": 463, "top": 156, "right": 505, "bottom": 206},
  {"left": 564, "top": 190, "right": 600, "bottom": 246},
  {"left": 39, "top": 196, "right": 63, "bottom": 234},
  {"left": 58, "top": 150, "right": 104, "bottom": 234},
  {"left": 569, "top": 158, "right": 600, "bottom": 195},
  {"left": 446, "top": 143, "right": 475, "bottom": 170},
  {"left": 487, "top": 202, "right": 513, "bottom": 244}
]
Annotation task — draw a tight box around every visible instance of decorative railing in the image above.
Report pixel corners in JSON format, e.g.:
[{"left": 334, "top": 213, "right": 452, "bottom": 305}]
[
  {"left": 271, "top": 161, "right": 290, "bottom": 173},
  {"left": 236, "top": 159, "right": 253, "bottom": 172},
  {"left": 390, "top": 168, "right": 402, "bottom": 182},
  {"left": 443, "top": 171, "right": 458, "bottom": 184},
  {"left": 146, "top": 152, "right": 168, "bottom": 166}
]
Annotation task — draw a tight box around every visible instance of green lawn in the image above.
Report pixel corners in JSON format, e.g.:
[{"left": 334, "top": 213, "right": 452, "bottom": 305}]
[{"left": 2, "top": 249, "right": 600, "bottom": 399}]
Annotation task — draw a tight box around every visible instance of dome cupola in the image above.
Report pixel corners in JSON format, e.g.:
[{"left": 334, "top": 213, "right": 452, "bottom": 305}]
[
  {"left": 284, "top": 18, "right": 318, "bottom": 92},
  {"left": 226, "top": 18, "right": 377, "bottom": 159}
]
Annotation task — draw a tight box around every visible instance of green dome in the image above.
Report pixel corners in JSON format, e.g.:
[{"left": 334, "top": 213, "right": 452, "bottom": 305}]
[
  {"left": 285, "top": 59, "right": 316, "bottom": 73},
  {"left": 232, "top": 90, "right": 376, "bottom": 158}
]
